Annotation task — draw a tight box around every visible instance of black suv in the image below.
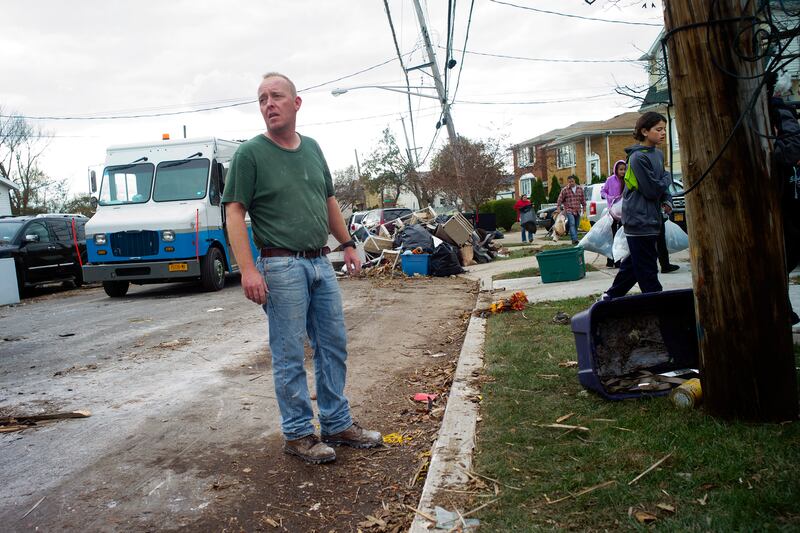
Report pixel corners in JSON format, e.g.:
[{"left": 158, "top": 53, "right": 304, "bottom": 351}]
[
  {"left": 668, "top": 180, "right": 687, "bottom": 231},
  {"left": 0, "top": 214, "right": 88, "bottom": 294}
]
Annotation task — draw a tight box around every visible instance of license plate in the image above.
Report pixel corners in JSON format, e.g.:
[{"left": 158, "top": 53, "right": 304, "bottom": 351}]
[
  {"left": 168, "top": 263, "right": 188, "bottom": 272},
  {"left": 674, "top": 213, "right": 684, "bottom": 222}
]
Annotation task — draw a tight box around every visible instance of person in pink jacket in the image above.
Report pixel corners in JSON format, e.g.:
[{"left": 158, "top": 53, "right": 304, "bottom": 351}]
[{"left": 601, "top": 160, "right": 625, "bottom": 267}]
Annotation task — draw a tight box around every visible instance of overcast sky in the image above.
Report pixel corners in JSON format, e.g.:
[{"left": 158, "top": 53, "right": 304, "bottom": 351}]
[{"left": 0, "top": 0, "right": 664, "bottom": 196}]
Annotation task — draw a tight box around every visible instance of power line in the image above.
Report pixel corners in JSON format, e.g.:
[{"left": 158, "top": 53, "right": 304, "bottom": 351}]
[
  {"left": 450, "top": 0, "right": 475, "bottom": 106},
  {"left": 383, "top": 0, "right": 419, "bottom": 165},
  {"left": 489, "top": 0, "right": 662, "bottom": 27},
  {"left": 445, "top": 46, "right": 645, "bottom": 64},
  {"left": 1, "top": 56, "right": 402, "bottom": 121},
  {"left": 453, "top": 91, "right": 619, "bottom": 105}
]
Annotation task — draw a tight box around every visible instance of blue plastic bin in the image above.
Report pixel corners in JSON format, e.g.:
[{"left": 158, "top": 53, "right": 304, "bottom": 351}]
[
  {"left": 570, "top": 289, "right": 699, "bottom": 400},
  {"left": 401, "top": 254, "right": 430, "bottom": 276}
]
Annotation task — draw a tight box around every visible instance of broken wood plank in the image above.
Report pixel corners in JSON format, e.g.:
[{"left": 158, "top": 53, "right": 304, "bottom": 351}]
[
  {"left": 545, "top": 480, "right": 616, "bottom": 505},
  {"left": 1, "top": 410, "right": 91, "bottom": 425},
  {"left": 629, "top": 451, "right": 674, "bottom": 486}
]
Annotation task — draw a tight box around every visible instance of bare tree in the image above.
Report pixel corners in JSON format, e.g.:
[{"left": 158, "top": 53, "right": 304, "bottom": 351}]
[
  {"left": 362, "top": 127, "right": 413, "bottom": 206},
  {"left": 0, "top": 108, "right": 57, "bottom": 214},
  {"left": 429, "top": 136, "right": 507, "bottom": 214},
  {"left": 333, "top": 165, "right": 366, "bottom": 212}
]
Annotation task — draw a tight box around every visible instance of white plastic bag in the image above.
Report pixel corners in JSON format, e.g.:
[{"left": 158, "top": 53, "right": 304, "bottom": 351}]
[
  {"left": 612, "top": 226, "right": 630, "bottom": 262},
  {"left": 578, "top": 213, "right": 614, "bottom": 258},
  {"left": 609, "top": 198, "right": 623, "bottom": 222},
  {"left": 664, "top": 220, "right": 689, "bottom": 253},
  {"left": 554, "top": 212, "right": 566, "bottom": 236}
]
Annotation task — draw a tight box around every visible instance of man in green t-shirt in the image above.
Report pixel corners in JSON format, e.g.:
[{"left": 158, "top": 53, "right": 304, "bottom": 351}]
[{"left": 222, "top": 72, "right": 382, "bottom": 464}]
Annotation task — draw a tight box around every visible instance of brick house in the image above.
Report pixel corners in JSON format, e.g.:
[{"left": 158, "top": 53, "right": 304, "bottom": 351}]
[{"left": 510, "top": 111, "right": 643, "bottom": 198}]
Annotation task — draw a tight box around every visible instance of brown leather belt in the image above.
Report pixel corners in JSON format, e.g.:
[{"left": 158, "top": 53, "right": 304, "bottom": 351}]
[{"left": 260, "top": 246, "right": 330, "bottom": 258}]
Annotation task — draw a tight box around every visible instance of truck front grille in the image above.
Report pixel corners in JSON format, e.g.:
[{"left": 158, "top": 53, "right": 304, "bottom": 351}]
[{"left": 110, "top": 231, "right": 159, "bottom": 257}]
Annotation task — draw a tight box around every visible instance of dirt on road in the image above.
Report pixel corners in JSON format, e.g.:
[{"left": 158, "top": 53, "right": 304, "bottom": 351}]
[{"left": 0, "top": 274, "right": 477, "bottom": 532}]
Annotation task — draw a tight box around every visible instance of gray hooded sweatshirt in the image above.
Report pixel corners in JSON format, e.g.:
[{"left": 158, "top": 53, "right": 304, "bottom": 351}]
[{"left": 622, "top": 144, "right": 672, "bottom": 236}]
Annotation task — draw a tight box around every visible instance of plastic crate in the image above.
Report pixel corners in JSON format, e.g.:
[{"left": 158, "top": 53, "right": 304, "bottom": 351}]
[
  {"left": 570, "top": 289, "right": 699, "bottom": 400},
  {"left": 401, "top": 254, "right": 430, "bottom": 276},
  {"left": 536, "top": 246, "right": 585, "bottom": 283}
]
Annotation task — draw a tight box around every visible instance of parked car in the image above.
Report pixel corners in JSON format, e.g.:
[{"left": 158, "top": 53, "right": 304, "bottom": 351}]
[
  {"left": 361, "top": 207, "right": 413, "bottom": 233},
  {"left": 583, "top": 184, "right": 608, "bottom": 226},
  {"left": 668, "top": 180, "right": 686, "bottom": 231},
  {"left": 347, "top": 210, "right": 368, "bottom": 237},
  {"left": 537, "top": 205, "right": 557, "bottom": 231},
  {"left": 0, "top": 214, "right": 88, "bottom": 294}
]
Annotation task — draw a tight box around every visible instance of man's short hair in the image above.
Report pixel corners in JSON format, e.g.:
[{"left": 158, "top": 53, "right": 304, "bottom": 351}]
[{"left": 262, "top": 72, "right": 297, "bottom": 97}]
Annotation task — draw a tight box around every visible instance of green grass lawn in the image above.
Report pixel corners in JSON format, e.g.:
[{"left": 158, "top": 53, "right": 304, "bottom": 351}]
[{"left": 473, "top": 297, "right": 800, "bottom": 531}]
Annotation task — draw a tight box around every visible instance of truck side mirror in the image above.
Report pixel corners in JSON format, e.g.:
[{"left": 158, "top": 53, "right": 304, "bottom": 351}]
[
  {"left": 90, "top": 196, "right": 98, "bottom": 209},
  {"left": 90, "top": 170, "right": 97, "bottom": 193}
]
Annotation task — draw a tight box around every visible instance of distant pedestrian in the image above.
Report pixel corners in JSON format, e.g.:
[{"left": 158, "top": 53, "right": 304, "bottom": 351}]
[
  {"left": 556, "top": 175, "right": 584, "bottom": 245},
  {"left": 514, "top": 194, "right": 535, "bottom": 242},
  {"left": 602, "top": 112, "right": 672, "bottom": 299},
  {"left": 601, "top": 160, "right": 625, "bottom": 267},
  {"left": 222, "top": 72, "right": 382, "bottom": 464}
]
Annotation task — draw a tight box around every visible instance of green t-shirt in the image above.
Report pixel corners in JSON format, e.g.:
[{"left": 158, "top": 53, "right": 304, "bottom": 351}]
[{"left": 221, "top": 134, "right": 335, "bottom": 251}]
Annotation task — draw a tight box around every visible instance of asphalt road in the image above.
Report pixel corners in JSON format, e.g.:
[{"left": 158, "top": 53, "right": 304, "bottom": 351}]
[{"left": 0, "top": 275, "right": 476, "bottom": 531}]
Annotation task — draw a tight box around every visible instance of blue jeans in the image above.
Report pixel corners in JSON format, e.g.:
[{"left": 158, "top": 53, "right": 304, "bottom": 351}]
[
  {"left": 566, "top": 212, "right": 579, "bottom": 242},
  {"left": 521, "top": 226, "right": 532, "bottom": 242},
  {"left": 257, "top": 255, "right": 352, "bottom": 440}
]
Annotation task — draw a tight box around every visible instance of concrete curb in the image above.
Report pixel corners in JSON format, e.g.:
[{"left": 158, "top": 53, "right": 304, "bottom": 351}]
[{"left": 409, "top": 290, "right": 491, "bottom": 532}]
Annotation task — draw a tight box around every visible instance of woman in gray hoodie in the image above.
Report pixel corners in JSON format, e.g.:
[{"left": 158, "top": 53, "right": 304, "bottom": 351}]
[{"left": 603, "top": 112, "right": 672, "bottom": 299}]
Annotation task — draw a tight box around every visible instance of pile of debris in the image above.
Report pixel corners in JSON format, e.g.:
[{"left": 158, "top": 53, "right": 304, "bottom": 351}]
[{"left": 335, "top": 207, "right": 507, "bottom": 277}]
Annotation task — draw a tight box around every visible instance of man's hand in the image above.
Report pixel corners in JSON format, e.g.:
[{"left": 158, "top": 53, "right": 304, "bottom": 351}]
[
  {"left": 343, "top": 246, "right": 362, "bottom": 276},
  {"left": 241, "top": 268, "right": 268, "bottom": 305},
  {"left": 662, "top": 203, "right": 673, "bottom": 215}
]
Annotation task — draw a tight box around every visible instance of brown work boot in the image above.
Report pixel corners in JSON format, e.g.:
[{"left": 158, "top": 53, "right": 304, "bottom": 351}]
[
  {"left": 283, "top": 434, "right": 336, "bottom": 464},
  {"left": 322, "top": 423, "right": 383, "bottom": 449}
]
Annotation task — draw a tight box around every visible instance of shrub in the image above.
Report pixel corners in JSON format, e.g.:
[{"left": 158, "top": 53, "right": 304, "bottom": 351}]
[
  {"left": 479, "top": 198, "right": 518, "bottom": 231},
  {"left": 547, "top": 176, "right": 561, "bottom": 203},
  {"left": 531, "top": 179, "right": 546, "bottom": 210}
]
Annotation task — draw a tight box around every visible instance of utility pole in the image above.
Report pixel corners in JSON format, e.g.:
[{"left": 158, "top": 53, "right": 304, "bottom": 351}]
[
  {"left": 411, "top": 0, "right": 464, "bottom": 181},
  {"left": 664, "top": 1, "right": 798, "bottom": 421}
]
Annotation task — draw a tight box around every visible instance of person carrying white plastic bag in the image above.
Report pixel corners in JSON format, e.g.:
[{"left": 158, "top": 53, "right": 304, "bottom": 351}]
[
  {"left": 578, "top": 212, "right": 614, "bottom": 258},
  {"left": 664, "top": 219, "right": 689, "bottom": 253},
  {"left": 552, "top": 211, "right": 567, "bottom": 242}
]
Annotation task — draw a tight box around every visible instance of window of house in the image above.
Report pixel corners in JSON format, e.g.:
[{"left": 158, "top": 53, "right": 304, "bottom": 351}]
[
  {"left": 519, "top": 175, "right": 533, "bottom": 197},
  {"left": 517, "top": 146, "right": 534, "bottom": 168},
  {"left": 556, "top": 144, "right": 576, "bottom": 169}
]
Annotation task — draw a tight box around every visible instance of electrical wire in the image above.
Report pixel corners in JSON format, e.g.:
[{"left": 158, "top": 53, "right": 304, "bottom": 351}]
[
  {"left": 1, "top": 56, "right": 403, "bottom": 121},
  {"left": 489, "top": 0, "right": 662, "bottom": 27},
  {"left": 449, "top": 0, "right": 475, "bottom": 107},
  {"left": 454, "top": 91, "right": 619, "bottom": 105},
  {"left": 444, "top": 46, "right": 644, "bottom": 64}
]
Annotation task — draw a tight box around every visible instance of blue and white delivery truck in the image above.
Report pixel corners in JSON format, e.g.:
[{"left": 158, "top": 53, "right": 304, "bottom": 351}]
[{"left": 83, "top": 137, "right": 258, "bottom": 297}]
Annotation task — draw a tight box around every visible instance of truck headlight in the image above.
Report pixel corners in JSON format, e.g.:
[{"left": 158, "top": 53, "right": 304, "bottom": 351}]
[
  {"left": 94, "top": 234, "right": 107, "bottom": 245},
  {"left": 162, "top": 230, "right": 176, "bottom": 242}
]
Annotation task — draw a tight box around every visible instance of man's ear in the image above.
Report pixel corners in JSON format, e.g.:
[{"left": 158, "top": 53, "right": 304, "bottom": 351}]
[{"left": 295, "top": 95, "right": 302, "bottom": 111}]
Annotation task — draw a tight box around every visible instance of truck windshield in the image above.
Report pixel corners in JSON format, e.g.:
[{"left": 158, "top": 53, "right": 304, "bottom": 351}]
[
  {"left": 0, "top": 221, "right": 23, "bottom": 244},
  {"left": 153, "top": 159, "right": 210, "bottom": 202},
  {"left": 99, "top": 163, "right": 155, "bottom": 206}
]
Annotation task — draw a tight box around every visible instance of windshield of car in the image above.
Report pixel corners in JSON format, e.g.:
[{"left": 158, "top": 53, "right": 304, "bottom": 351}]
[
  {"left": 353, "top": 212, "right": 366, "bottom": 224},
  {"left": 99, "top": 163, "right": 155, "bottom": 206},
  {"left": 153, "top": 159, "right": 210, "bottom": 202},
  {"left": 0, "top": 221, "right": 23, "bottom": 244},
  {"left": 362, "top": 211, "right": 380, "bottom": 226},
  {"left": 669, "top": 180, "right": 684, "bottom": 195}
]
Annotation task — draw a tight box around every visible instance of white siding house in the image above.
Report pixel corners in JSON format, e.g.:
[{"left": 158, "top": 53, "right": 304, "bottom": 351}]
[{"left": 0, "top": 176, "right": 19, "bottom": 216}]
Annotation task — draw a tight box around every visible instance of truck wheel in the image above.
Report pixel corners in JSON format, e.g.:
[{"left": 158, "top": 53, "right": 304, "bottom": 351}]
[
  {"left": 72, "top": 266, "right": 84, "bottom": 287},
  {"left": 200, "top": 247, "right": 225, "bottom": 291},
  {"left": 103, "top": 280, "right": 129, "bottom": 297}
]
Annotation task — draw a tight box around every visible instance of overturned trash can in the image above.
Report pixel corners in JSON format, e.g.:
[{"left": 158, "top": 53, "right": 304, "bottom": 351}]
[{"left": 571, "top": 289, "right": 699, "bottom": 400}]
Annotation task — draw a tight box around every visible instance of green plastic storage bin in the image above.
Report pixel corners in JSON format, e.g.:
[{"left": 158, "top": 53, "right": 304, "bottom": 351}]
[{"left": 536, "top": 246, "right": 585, "bottom": 283}]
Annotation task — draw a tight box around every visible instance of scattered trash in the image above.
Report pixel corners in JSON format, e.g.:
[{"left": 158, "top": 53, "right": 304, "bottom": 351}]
[
  {"left": 309, "top": 502, "right": 321, "bottom": 512},
  {"left": 656, "top": 503, "right": 676, "bottom": 513},
  {"left": 206, "top": 307, "right": 224, "bottom": 313},
  {"left": 382, "top": 432, "right": 413, "bottom": 445},
  {"left": 58, "top": 333, "right": 75, "bottom": 337},
  {"left": 558, "top": 361, "right": 578, "bottom": 368},
  {"left": 434, "top": 506, "right": 480, "bottom": 530},
  {"left": 670, "top": 378, "right": 702, "bottom": 408},
  {"left": 1, "top": 410, "right": 91, "bottom": 434},
  {"left": 552, "top": 311, "right": 571, "bottom": 324},
  {"left": 413, "top": 393, "right": 438, "bottom": 402}
]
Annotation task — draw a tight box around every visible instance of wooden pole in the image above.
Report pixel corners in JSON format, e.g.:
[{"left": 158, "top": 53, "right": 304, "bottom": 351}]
[{"left": 663, "top": 0, "right": 798, "bottom": 421}]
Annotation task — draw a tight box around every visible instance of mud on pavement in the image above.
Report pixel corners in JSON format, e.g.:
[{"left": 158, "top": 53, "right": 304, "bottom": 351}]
[{"left": 0, "top": 275, "right": 477, "bottom": 532}]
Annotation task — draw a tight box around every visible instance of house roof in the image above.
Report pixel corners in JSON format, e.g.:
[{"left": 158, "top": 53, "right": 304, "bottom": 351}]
[
  {"left": 511, "top": 111, "right": 642, "bottom": 149},
  {"left": 639, "top": 85, "right": 670, "bottom": 111},
  {"left": 0, "top": 175, "right": 19, "bottom": 191}
]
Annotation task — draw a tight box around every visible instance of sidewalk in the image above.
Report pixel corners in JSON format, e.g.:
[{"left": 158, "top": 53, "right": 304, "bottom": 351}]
[{"left": 411, "top": 233, "right": 800, "bottom": 531}]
